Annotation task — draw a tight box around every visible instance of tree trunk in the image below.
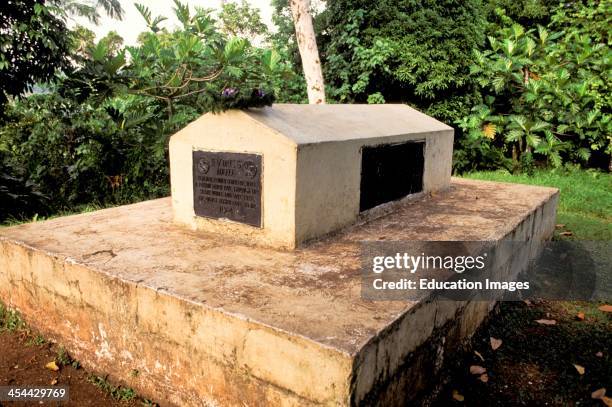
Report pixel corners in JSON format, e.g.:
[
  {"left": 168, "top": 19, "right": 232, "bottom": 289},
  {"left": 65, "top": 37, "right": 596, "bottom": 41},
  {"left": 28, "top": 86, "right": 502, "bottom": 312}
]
[{"left": 289, "top": 0, "right": 326, "bottom": 104}]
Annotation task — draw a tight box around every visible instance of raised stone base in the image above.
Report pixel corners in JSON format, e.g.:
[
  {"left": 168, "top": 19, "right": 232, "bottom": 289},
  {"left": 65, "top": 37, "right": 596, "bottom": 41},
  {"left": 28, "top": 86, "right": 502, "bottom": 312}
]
[{"left": 0, "top": 179, "right": 558, "bottom": 406}]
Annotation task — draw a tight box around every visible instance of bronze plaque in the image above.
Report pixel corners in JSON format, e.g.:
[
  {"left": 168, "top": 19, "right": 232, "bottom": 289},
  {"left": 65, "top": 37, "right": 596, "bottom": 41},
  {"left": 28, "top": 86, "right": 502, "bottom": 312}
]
[{"left": 193, "top": 151, "right": 262, "bottom": 227}]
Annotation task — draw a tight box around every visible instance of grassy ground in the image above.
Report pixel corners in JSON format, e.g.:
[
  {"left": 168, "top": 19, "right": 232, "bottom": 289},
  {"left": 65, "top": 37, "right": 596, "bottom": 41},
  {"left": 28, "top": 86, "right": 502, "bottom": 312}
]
[
  {"left": 430, "top": 169, "right": 612, "bottom": 406},
  {"left": 0, "top": 203, "right": 106, "bottom": 228},
  {"left": 464, "top": 169, "right": 611, "bottom": 240}
]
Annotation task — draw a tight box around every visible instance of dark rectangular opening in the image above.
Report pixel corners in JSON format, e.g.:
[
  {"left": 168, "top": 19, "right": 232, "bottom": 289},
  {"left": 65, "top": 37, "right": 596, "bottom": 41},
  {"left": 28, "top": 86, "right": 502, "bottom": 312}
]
[{"left": 359, "top": 141, "right": 425, "bottom": 211}]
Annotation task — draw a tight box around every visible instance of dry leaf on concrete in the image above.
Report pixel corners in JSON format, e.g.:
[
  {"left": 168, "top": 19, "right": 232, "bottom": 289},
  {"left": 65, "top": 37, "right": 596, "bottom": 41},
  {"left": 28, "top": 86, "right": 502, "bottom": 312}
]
[
  {"left": 452, "top": 390, "right": 465, "bottom": 402},
  {"left": 490, "top": 337, "right": 502, "bottom": 351},
  {"left": 474, "top": 350, "right": 485, "bottom": 362},
  {"left": 592, "top": 388, "right": 606, "bottom": 399},
  {"left": 573, "top": 364, "right": 585, "bottom": 375},
  {"left": 45, "top": 361, "right": 59, "bottom": 371},
  {"left": 535, "top": 319, "right": 557, "bottom": 325},
  {"left": 470, "top": 365, "right": 487, "bottom": 375},
  {"left": 598, "top": 305, "right": 612, "bottom": 313}
]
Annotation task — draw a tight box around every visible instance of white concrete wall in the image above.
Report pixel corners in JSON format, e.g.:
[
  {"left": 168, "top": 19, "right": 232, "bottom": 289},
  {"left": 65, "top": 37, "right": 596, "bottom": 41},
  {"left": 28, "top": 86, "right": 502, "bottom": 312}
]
[
  {"left": 169, "top": 108, "right": 454, "bottom": 249},
  {"left": 169, "top": 111, "right": 299, "bottom": 249},
  {"left": 294, "top": 130, "right": 454, "bottom": 244}
]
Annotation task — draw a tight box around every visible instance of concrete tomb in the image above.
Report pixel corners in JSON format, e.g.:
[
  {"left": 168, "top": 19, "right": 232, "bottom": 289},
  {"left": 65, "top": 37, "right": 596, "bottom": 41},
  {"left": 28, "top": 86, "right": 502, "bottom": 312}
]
[
  {"left": 0, "top": 104, "right": 558, "bottom": 406},
  {"left": 170, "top": 104, "right": 453, "bottom": 249}
]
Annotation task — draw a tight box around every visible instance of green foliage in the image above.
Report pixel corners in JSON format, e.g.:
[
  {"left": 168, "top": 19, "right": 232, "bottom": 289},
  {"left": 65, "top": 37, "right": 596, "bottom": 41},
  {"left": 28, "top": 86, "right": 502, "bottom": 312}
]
[
  {"left": 128, "top": 1, "right": 275, "bottom": 115},
  {"left": 483, "top": 0, "right": 558, "bottom": 27},
  {"left": 0, "top": 152, "right": 48, "bottom": 222},
  {"left": 88, "top": 374, "right": 137, "bottom": 401},
  {"left": 0, "top": 0, "right": 71, "bottom": 108},
  {"left": 320, "top": 0, "right": 487, "bottom": 122},
  {"left": 218, "top": 0, "right": 268, "bottom": 40},
  {"left": 1, "top": 0, "right": 286, "bottom": 222},
  {"left": 2, "top": 0, "right": 610, "bottom": 223},
  {"left": 0, "top": 93, "right": 170, "bottom": 219},
  {"left": 0, "top": 302, "right": 26, "bottom": 333},
  {"left": 56, "top": 346, "right": 80, "bottom": 368},
  {"left": 459, "top": 3, "right": 611, "bottom": 171},
  {"left": 26, "top": 334, "right": 47, "bottom": 346},
  {"left": 49, "top": 0, "right": 124, "bottom": 24}
]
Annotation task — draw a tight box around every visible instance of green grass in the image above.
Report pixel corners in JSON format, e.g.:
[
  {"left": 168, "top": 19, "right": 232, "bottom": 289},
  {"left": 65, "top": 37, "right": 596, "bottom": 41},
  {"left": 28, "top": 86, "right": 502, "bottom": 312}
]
[
  {"left": 87, "top": 374, "right": 137, "bottom": 402},
  {"left": 463, "top": 169, "right": 612, "bottom": 240},
  {"left": 1, "top": 203, "right": 107, "bottom": 228},
  {"left": 26, "top": 334, "right": 47, "bottom": 346},
  {"left": 0, "top": 301, "right": 26, "bottom": 332}
]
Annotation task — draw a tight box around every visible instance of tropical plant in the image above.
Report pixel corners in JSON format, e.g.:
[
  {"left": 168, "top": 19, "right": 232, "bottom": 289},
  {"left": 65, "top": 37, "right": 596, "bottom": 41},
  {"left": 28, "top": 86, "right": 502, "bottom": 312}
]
[
  {"left": 127, "top": 1, "right": 276, "bottom": 117},
  {"left": 0, "top": 0, "right": 288, "bottom": 222},
  {"left": 460, "top": 4, "right": 611, "bottom": 171},
  {"left": 49, "top": 0, "right": 123, "bottom": 23},
  {"left": 218, "top": 0, "right": 269, "bottom": 41},
  {"left": 0, "top": 0, "right": 71, "bottom": 108},
  {"left": 320, "top": 0, "right": 487, "bottom": 121}
]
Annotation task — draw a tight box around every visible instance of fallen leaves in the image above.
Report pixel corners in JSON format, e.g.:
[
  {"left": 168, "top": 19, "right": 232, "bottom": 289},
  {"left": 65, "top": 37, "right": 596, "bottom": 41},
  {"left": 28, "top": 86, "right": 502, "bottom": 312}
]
[
  {"left": 452, "top": 389, "right": 465, "bottom": 402},
  {"left": 50, "top": 378, "right": 58, "bottom": 385},
  {"left": 592, "top": 389, "right": 612, "bottom": 406},
  {"left": 598, "top": 305, "right": 612, "bottom": 313},
  {"left": 592, "top": 388, "right": 606, "bottom": 399},
  {"left": 470, "top": 365, "right": 487, "bottom": 375},
  {"left": 535, "top": 319, "right": 557, "bottom": 325},
  {"left": 576, "top": 312, "right": 585, "bottom": 320},
  {"left": 45, "top": 361, "right": 59, "bottom": 371},
  {"left": 592, "top": 390, "right": 612, "bottom": 406},
  {"left": 490, "top": 337, "right": 502, "bottom": 351},
  {"left": 469, "top": 364, "right": 488, "bottom": 384},
  {"left": 573, "top": 364, "right": 585, "bottom": 375}
]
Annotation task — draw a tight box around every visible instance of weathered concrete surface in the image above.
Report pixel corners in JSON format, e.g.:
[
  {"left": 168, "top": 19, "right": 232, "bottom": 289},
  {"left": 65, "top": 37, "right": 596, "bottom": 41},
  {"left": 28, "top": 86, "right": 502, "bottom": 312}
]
[
  {"left": 0, "top": 179, "right": 558, "bottom": 406},
  {"left": 170, "top": 104, "right": 454, "bottom": 249}
]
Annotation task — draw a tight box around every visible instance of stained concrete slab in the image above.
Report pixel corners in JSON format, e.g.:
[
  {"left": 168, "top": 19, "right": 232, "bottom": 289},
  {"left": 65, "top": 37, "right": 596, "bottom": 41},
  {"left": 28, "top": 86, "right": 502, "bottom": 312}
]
[{"left": 0, "top": 178, "right": 558, "bottom": 406}]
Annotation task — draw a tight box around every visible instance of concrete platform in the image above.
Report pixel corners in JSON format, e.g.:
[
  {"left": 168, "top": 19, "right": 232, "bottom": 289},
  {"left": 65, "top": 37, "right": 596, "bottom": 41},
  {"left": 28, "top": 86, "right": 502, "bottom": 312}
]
[{"left": 0, "top": 179, "right": 558, "bottom": 406}]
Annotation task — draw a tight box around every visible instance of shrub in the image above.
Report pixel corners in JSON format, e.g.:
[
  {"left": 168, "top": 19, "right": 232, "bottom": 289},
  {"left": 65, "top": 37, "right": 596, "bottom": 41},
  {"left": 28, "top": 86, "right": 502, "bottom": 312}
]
[
  {"left": 0, "top": 1, "right": 286, "bottom": 222},
  {"left": 458, "top": 3, "right": 611, "bottom": 172},
  {"left": 320, "top": 0, "right": 487, "bottom": 123}
]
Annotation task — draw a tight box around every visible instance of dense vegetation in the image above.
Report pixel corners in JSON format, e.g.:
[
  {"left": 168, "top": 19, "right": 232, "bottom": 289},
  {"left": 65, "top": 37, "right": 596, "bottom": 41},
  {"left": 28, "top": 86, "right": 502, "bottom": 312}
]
[
  {"left": 274, "top": 0, "right": 610, "bottom": 172},
  {"left": 0, "top": 0, "right": 288, "bottom": 221},
  {"left": 0, "top": 0, "right": 610, "bottom": 222}
]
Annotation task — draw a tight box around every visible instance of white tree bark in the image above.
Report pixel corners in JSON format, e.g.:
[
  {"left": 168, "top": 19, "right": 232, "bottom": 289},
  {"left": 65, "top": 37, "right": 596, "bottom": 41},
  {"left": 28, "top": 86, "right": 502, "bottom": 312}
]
[{"left": 289, "top": 0, "right": 326, "bottom": 104}]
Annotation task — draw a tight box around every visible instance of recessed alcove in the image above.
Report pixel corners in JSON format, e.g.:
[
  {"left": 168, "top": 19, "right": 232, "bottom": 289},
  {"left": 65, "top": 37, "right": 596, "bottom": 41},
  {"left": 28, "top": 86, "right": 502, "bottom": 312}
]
[{"left": 360, "top": 141, "right": 425, "bottom": 211}]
